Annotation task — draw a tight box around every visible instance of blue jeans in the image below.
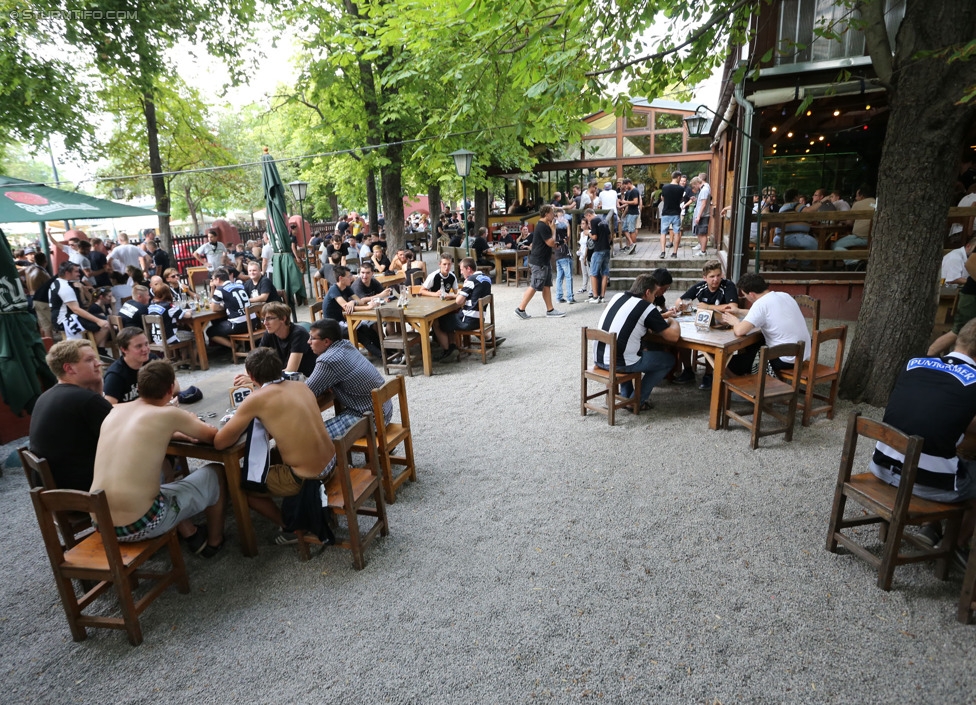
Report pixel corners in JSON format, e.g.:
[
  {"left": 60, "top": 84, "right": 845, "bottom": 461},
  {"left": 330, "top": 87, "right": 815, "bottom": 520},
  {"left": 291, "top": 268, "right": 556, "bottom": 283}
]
[
  {"left": 772, "top": 231, "right": 817, "bottom": 249},
  {"left": 612, "top": 350, "right": 675, "bottom": 404},
  {"left": 555, "top": 257, "right": 574, "bottom": 301},
  {"left": 833, "top": 234, "right": 869, "bottom": 266}
]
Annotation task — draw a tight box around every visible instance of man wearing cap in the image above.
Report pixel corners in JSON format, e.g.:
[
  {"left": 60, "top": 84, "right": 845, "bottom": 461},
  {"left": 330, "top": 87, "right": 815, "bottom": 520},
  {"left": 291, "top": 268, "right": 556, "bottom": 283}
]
[
  {"left": 597, "top": 182, "right": 619, "bottom": 235},
  {"left": 195, "top": 229, "right": 230, "bottom": 271}
]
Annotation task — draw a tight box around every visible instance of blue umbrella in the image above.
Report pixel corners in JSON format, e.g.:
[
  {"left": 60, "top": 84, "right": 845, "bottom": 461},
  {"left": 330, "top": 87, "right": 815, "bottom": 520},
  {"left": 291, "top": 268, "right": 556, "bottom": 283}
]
[
  {"left": 0, "top": 229, "right": 56, "bottom": 414},
  {"left": 261, "top": 149, "right": 306, "bottom": 317}
]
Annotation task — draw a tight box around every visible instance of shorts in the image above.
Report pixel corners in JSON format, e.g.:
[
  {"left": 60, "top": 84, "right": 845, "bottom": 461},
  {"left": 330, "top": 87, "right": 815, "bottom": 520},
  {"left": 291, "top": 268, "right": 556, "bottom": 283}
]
[
  {"left": 115, "top": 467, "right": 219, "bottom": 542},
  {"left": 80, "top": 316, "right": 101, "bottom": 333},
  {"left": 622, "top": 213, "right": 638, "bottom": 233},
  {"left": 589, "top": 250, "right": 610, "bottom": 278},
  {"left": 266, "top": 455, "right": 338, "bottom": 496},
  {"left": 529, "top": 264, "right": 553, "bottom": 290},
  {"left": 953, "top": 293, "right": 976, "bottom": 334},
  {"left": 661, "top": 214, "right": 680, "bottom": 235},
  {"left": 208, "top": 318, "right": 250, "bottom": 339},
  {"left": 694, "top": 216, "right": 710, "bottom": 236},
  {"left": 871, "top": 457, "right": 976, "bottom": 503},
  {"left": 439, "top": 312, "right": 480, "bottom": 333}
]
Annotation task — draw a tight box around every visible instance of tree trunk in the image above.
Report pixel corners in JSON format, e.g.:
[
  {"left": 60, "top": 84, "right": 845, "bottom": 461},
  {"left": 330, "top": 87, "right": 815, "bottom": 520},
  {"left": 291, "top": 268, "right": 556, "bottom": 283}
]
[
  {"left": 183, "top": 183, "right": 199, "bottom": 236},
  {"left": 428, "top": 183, "right": 442, "bottom": 232},
  {"left": 329, "top": 194, "right": 340, "bottom": 221},
  {"left": 142, "top": 95, "right": 171, "bottom": 250},
  {"left": 839, "top": 0, "right": 976, "bottom": 405},
  {"left": 365, "top": 170, "right": 379, "bottom": 235},
  {"left": 381, "top": 142, "right": 405, "bottom": 251},
  {"left": 474, "top": 188, "right": 489, "bottom": 231}
]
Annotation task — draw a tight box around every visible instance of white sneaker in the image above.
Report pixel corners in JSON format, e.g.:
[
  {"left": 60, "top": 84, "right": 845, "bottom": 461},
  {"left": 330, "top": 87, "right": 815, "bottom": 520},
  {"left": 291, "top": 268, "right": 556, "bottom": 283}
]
[
  {"left": 696, "top": 249, "right": 708, "bottom": 257},
  {"left": 546, "top": 309, "right": 566, "bottom": 318},
  {"left": 587, "top": 297, "right": 600, "bottom": 304}
]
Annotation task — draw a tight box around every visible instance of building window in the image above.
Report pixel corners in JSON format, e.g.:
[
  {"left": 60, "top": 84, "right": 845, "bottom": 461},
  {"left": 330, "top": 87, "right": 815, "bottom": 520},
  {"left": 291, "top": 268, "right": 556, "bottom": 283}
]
[
  {"left": 582, "top": 138, "right": 616, "bottom": 160},
  {"left": 776, "top": 0, "right": 905, "bottom": 65},
  {"left": 622, "top": 135, "right": 651, "bottom": 157},
  {"left": 654, "top": 133, "right": 683, "bottom": 155},
  {"left": 626, "top": 113, "right": 649, "bottom": 130},
  {"left": 585, "top": 114, "right": 617, "bottom": 136},
  {"left": 654, "top": 112, "right": 685, "bottom": 130}
]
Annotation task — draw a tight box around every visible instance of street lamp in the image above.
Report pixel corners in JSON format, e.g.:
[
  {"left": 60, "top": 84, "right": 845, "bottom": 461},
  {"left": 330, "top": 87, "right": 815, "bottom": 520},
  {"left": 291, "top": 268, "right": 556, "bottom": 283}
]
[
  {"left": 111, "top": 186, "right": 125, "bottom": 200},
  {"left": 288, "top": 180, "right": 313, "bottom": 306},
  {"left": 450, "top": 149, "right": 475, "bottom": 250},
  {"left": 684, "top": 104, "right": 765, "bottom": 275}
]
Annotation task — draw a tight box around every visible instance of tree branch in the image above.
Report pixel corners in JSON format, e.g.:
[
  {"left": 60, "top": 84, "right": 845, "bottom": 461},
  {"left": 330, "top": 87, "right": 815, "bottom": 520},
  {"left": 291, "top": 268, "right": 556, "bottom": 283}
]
[
  {"left": 855, "top": 0, "right": 894, "bottom": 88},
  {"left": 499, "top": 10, "right": 569, "bottom": 55},
  {"left": 586, "top": 0, "right": 756, "bottom": 77}
]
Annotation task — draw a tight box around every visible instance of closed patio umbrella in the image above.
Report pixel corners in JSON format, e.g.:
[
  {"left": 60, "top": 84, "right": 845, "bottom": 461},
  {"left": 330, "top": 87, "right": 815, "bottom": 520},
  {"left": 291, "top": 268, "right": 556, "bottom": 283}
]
[
  {"left": 0, "top": 229, "right": 56, "bottom": 414},
  {"left": 260, "top": 149, "right": 306, "bottom": 319}
]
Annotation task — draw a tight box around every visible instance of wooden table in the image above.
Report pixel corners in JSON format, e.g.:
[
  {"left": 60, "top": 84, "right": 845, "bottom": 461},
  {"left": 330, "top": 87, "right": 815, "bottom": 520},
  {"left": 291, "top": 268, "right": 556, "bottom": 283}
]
[
  {"left": 648, "top": 319, "right": 763, "bottom": 430},
  {"left": 345, "top": 297, "right": 460, "bottom": 376},
  {"left": 491, "top": 249, "right": 517, "bottom": 283},
  {"left": 166, "top": 436, "right": 255, "bottom": 556},
  {"left": 376, "top": 272, "right": 405, "bottom": 287},
  {"left": 181, "top": 310, "right": 222, "bottom": 371}
]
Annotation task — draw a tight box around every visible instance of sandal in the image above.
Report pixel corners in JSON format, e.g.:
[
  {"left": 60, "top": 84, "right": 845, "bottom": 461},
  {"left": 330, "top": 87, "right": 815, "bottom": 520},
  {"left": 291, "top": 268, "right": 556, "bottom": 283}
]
[{"left": 200, "top": 540, "right": 224, "bottom": 559}]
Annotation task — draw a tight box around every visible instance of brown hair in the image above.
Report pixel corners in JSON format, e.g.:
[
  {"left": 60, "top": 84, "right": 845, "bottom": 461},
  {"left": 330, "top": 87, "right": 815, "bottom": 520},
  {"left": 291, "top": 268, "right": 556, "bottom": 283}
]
[
  {"left": 702, "top": 260, "right": 723, "bottom": 276},
  {"left": 117, "top": 326, "right": 146, "bottom": 350},
  {"left": 245, "top": 347, "right": 283, "bottom": 385},
  {"left": 261, "top": 301, "right": 291, "bottom": 322},
  {"left": 151, "top": 282, "right": 173, "bottom": 301},
  {"left": 136, "top": 360, "right": 175, "bottom": 400}
]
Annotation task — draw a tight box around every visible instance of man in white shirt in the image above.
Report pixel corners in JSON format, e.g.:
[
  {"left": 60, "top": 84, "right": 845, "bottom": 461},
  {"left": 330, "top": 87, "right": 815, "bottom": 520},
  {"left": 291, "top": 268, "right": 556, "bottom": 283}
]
[
  {"left": 107, "top": 232, "right": 146, "bottom": 273},
  {"left": 597, "top": 182, "right": 618, "bottom": 234},
  {"left": 943, "top": 237, "right": 976, "bottom": 286},
  {"left": 194, "top": 229, "right": 230, "bottom": 271},
  {"left": 693, "top": 173, "right": 712, "bottom": 257},
  {"left": 261, "top": 232, "right": 275, "bottom": 276}
]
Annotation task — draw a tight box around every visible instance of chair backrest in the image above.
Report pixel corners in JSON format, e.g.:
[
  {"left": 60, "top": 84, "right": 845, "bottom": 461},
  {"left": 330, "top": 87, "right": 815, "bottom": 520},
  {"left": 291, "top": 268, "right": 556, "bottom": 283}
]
[
  {"left": 375, "top": 306, "right": 409, "bottom": 337},
  {"left": 478, "top": 294, "right": 494, "bottom": 332},
  {"left": 839, "top": 411, "right": 924, "bottom": 485},
  {"left": 793, "top": 294, "right": 821, "bottom": 332},
  {"left": 758, "top": 341, "right": 805, "bottom": 394},
  {"left": 310, "top": 300, "right": 323, "bottom": 322},
  {"left": 811, "top": 325, "right": 847, "bottom": 375},
  {"left": 30, "top": 487, "right": 123, "bottom": 561},
  {"left": 409, "top": 284, "right": 424, "bottom": 296},
  {"left": 332, "top": 412, "right": 379, "bottom": 480},
  {"left": 108, "top": 314, "right": 123, "bottom": 335},
  {"left": 408, "top": 269, "right": 425, "bottom": 287},
  {"left": 18, "top": 446, "right": 55, "bottom": 491},
  {"left": 582, "top": 326, "right": 620, "bottom": 376},
  {"left": 244, "top": 303, "right": 265, "bottom": 337},
  {"left": 371, "top": 375, "right": 409, "bottom": 436},
  {"left": 142, "top": 313, "right": 165, "bottom": 348}
]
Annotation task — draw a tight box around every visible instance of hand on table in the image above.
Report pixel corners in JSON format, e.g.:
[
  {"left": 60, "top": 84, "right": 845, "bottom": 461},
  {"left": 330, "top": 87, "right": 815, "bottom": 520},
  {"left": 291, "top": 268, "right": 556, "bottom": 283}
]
[{"left": 721, "top": 311, "right": 739, "bottom": 327}]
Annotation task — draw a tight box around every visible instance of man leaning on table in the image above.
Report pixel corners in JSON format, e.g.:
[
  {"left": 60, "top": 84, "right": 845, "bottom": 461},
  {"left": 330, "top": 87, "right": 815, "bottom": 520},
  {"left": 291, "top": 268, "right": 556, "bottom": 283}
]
[
  {"left": 721, "top": 272, "right": 810, "bottom": 373},
  {"left": 596, "top": 270, "right": 680, "bottom": 412}
]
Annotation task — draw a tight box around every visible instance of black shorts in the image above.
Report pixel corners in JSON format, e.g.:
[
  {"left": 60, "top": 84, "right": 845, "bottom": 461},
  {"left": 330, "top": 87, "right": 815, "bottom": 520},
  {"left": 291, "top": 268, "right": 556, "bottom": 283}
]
[
  {"left": 208, "top": 319, "right": 250, "bottom": 338},
  {"left": 440, "top": 312, "right": 480, "bottom": 333},
  {"left": 80, "top": 316, "right": 101, "bottom": 333}
]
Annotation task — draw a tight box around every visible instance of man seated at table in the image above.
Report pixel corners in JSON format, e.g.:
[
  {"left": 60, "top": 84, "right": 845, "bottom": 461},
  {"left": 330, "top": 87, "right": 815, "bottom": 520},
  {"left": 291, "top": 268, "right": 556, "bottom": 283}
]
[
  {"left": 432, "top": 257, "right": 497, "bottom": 362},
  {"left": 50, "top": 261, "right": 110, "bottom": 347},
  {"left": 420, "top": 254, "right": 459, "bottom": 298},
  {"left": 323, "top": 265, "right": 383, "bottom": 359},
  {"left": 306, "top": 318, "right": 392, "bottom": 439},
  {"left": 400, "top": 249, "right": 426, "bottom": 284},
  {"left": 471, "top": 227, "right": 492, "bottom": 266},
  {"left": 500, "top": 226, "right": 518, "bottom": 249},
  {"left": 206, "top": 267, "right": 255, "bottom": 350},
  {"left": 243, "top": 261, "right": 282, "bottom": 304},
  {"left": 233, "top": 302, "right": 317, "bottom": 384},
  {"left": 721, "top": 272, "right": 811, "bottom": 373},
  {"left": 90, "top": 360, "right": 224, "bottom": 557},
  {"left": 942, "top": 236, "right": 976, "bottom": 287},
  {"left": 215, "top": 348, "right": 336, "bottom": 541},
  {"left": 388, "top": 248, "right": 409, "bottom": 273},
  {"left": 29, "top": 340, "right": 112, "bottom": 491},
  {"left": 104, "top": 326, "right": 193, "bottom": 405},
  {"left": 932, "top": 244, "right": 976, "bottom": 356},
  {"left": 596, "top": 270, "right": 680, "bottom": 412},
  {"left": 119, "top": 284, "right": 151, "bottom": 330},
  {"left": 352, "top": 261, "right": 394, "bottom": 304},
  {"left": 870, "top": 318, "right": 976, "bottom": 564},
  {"left": 671, "top": 260, "right": 741, "bottom": 387}
]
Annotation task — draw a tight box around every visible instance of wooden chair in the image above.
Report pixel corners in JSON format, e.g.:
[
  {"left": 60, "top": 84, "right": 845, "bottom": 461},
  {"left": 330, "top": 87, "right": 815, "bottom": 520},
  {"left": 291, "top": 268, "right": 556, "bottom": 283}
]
[
  {"left": 827, "top": 412, "right": 966, "bottom": 591},
  {"left": 778, "top": 325, "right": 847, "bottom": 426},
  {"left": 310, "top": 300, "right": 323, "bottom": 322},
  {"left": 720, "top": 341, "right": 805, "bottom": 449},
  {"left": 454, "top": 294, "right": 496, "bottom": 364},
  {"left": 142, "top": 314, "right": 197, "bottom": 369},
  {"left": 960, "top": 547, "right": 976, "bottom": 623},
  {"left": 18, "top": 447, "right": 92, "bottom": 549},
  {"left": 314, "top": 277, "right": 329, "bottom": 301},
  {"left": 108, "top": 314, "right": 124, "bottom": 335},
  {"left": 505, "top": 254, "right": 530, "bottom": 287},
  {"left": 29, "top": 487, "right": 189, "bottom": 645},
  {"left": 407, "top": 269, "right": 425, "bottom": 287},
  {"left": 793, "top": 294, "right": 821, "bottom": 332},
  {"left": 375, "top": 306, "right": 422, "bottom": 377},
  {"left": 186, "top": 266, "right": 210, "bottom": 291},
  {"left": 228, "top": 303, "right": 265, "bottom": 364},
  {"left": 580, "top": 326, "right": 642, "bottom": 425},
  {"left": 350, "top": 376, "right": 417, "bottom": 503},
  {"left": 296, "top": 414, "right": 389, "bottom": 570}
]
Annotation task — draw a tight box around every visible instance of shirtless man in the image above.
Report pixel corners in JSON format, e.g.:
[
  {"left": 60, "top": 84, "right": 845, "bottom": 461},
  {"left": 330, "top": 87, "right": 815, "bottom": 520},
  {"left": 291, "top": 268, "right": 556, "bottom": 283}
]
[
  {"left": 214, "top": 347, "right": 336, "bottom": 538},
  {"left": 90, "top": 361, "right": 225, "bottom": 557}
]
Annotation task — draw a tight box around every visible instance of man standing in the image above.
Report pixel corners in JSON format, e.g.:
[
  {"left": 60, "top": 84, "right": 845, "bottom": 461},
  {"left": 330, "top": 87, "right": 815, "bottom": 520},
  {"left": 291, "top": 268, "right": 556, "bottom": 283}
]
[
  {"left": 433, "top": 257, "right": 494, "bottom": 362},
  {"left": 515, "top": 205, "right": 565, "bottom": 319},
  {"left": 87, "top": 237, "right": 112, "bottom": 287},
  {"left": 596, "top": 270, "right": 680, "bottom": 411},
  {"left": 29, "top": 340, "right": 112, "bottom": 491},
  {"left": 582, "top": 208, "right": 612, "bottom": 304},
  {"left": 91, "top": 361, "right": 223, "bottom": 557},
  {"left": 619, "top": 178, "right": 640, "bottom": 255},
  {"left": 597, "top": 182, "right": 619, "bottom": 235},
  {"left": 194, "top": 229, "right": 230, "bottom": 271},
  {"left": 869, "top": 318, "right": 976, "bottom": 564},
  {"left": 721, "top": 272, "right": 811, "bottom": 372},
  {"left": 50, "top": 261, "right": 110, "bottom": 346},
  {"left": 659, "top": 171, "right": 685, "bottom": 259},
  {"left": 215, "top": 348, "right": 335, "bottom": 539},
  {"left": 107, "top": 232, "right": 145, "bottom": 274},
  {"left": 261, "top": 232, "right": 275, "bottom": 277},
  {"left": 693, "top": 172, "right": 712, "bottom": 257},
  {"left": 306, "top": 318, "right": 393, "bottom": 439}
]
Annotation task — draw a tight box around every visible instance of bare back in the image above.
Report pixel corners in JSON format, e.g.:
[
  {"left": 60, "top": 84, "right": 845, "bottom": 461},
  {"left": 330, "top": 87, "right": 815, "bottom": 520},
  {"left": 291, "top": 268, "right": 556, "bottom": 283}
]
[
  {"left": 215, "top": 380, "right": 335, "bottom": 479},
  {"left": 91, "top": 399, "right": 217, "bottom": 526}
]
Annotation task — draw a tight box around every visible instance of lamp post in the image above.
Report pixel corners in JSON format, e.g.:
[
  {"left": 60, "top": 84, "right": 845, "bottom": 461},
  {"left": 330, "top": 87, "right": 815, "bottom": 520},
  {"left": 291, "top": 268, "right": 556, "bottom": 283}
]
[
  {"left": 288, "top": 180, "right": 313, "bottom": 304},
  {"left": 110, "top": 186, "right": 125, "bottom": 200},
  {"left": 684, "top": 105, "right": 764, "bottom": 275},
  {"left": 450, "top": 149, "right": 475, "bottom": 250}
]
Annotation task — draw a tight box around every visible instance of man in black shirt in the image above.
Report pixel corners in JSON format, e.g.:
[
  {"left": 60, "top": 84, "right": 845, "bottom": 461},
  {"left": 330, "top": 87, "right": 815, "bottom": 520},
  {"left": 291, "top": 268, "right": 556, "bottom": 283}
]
[
  {"left": 119, "top": 284, "right": 151, "bottom": 330},
  {"left": 619, "top": 178, "right": 641, "bottom": 254},
  {"left": 582, "top": 208, "right": 612, "bottom": 303},
  {"left": 233, "top": 302, "right": 317, "bottom": 382},
  {"left": 659, "top": 171, "right": 685, "bottom": 258},
  {"left": 471, "top": 227, "right": 491, "bottom": 266},
  {"left": 243, "top": 261, "right": 282, "bottom": 304},
  {"left": 29, "top": 340, "right": 112, "bottom": 491},
  {"left": 515, "top": 205, "right": 565, "bottom": 319}
]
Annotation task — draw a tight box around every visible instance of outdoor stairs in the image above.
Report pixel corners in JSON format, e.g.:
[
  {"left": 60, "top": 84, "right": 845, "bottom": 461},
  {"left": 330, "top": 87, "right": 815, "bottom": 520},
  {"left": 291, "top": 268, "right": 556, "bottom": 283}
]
[{"left": 604, "top": 233, "right": 713, "bottom": 292}]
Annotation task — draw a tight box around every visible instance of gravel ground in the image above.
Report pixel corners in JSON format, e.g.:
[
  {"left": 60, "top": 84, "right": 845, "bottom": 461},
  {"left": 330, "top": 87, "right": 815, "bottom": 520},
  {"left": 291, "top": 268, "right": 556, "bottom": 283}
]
[{"left": 2, "top": 258, "right": 975, "bottom": 704}]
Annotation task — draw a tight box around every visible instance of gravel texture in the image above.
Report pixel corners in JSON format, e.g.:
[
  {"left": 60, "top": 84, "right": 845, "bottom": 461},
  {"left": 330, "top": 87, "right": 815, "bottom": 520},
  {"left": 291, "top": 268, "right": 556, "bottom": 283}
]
[{"left": 1, "top": 260, "right": 975, "bottom": 703}]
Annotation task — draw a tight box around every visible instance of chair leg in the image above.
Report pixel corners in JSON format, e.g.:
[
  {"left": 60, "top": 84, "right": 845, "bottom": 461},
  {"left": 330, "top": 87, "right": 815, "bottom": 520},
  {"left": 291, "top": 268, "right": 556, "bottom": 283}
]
[
  {"left": 750, "top": 398, "right": 763, "bottom": 449},
  {"left": 801, "top": 377, "right": 815, "bottom": 426},
  {"left": 607, "top": 382, "right": 615, "bottom": 426},
  {"left": 877, "top": 517, "right": 908, "bottom": 591},
  {"left": 958, "top": 545, "right": 976, "bottom": 623},
  {"left": 826, "top": 489, "right": 848, "bottom": 553},
  {"left": 345, "top": 503, "right": 365, "bottom": 570},
  {"left": 111, "top": 563, "right": 144, "bottom": 646}
]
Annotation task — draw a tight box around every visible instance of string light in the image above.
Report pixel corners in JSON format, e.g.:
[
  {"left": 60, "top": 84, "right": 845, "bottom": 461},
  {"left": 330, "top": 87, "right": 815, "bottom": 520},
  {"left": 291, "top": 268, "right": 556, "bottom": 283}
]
[{"left": 833, "top": 109, "right": 841, "bottom": 117}]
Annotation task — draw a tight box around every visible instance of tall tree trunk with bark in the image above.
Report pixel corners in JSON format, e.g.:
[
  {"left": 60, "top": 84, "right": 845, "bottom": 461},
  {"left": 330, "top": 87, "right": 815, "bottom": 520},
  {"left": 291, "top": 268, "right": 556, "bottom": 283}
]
[
  {"left": 143, "top": 95, "right": 171, "bottom": 250},
  {"left": 428, "top": 183, "right": 442, "bottom": 236},
  {"left": 329, "top": 194, "right": 340, "bottom": 221},
  {"left": 840, "top": 0, "right": 976, "bottom": 405},
  {"left": 381, "top": 142, "right": 405, "bottom": 251},
  {"left": 474, "top": 188, "right": 489, "bottom": 231},
  {"left": 365, "top": 170, "right": 379, "bottom": 235}
]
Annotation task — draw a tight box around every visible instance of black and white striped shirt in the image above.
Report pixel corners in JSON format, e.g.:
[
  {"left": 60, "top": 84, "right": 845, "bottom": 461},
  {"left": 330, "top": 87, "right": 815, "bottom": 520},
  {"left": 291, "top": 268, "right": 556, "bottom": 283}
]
[{"left": 596, "top": 292, "right": 668, "bottom": 367}]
